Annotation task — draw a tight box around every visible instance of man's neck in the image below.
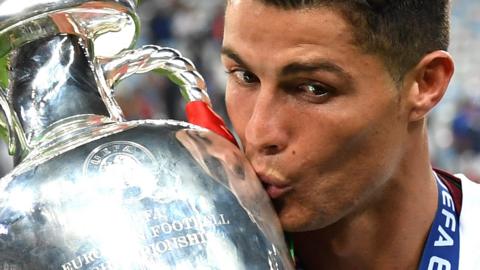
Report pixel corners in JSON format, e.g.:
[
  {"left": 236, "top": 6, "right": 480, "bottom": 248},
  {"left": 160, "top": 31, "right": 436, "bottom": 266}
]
[{"left": 292, "top": 135, "right": 438, "bottom": 270}]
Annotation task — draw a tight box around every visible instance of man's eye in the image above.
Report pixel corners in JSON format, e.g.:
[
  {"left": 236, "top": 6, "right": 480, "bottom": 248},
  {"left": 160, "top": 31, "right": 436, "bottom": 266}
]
[
  {"left": 228, "top": 69, "right": 259, "bottom": 84},
  {"left": 297, "top": 83, "right": 331, "bottom": 97}
]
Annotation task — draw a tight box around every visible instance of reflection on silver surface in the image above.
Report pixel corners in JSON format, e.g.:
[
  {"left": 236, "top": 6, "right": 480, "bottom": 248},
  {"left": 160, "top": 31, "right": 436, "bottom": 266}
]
[
  {"left": 0, "top": 0, "right": 139, "bottom": 58},
  {"left": 100, "top": 45, "right": 211, "bottom": 104},
  {"left": 9, "top": 35, "right": 110, "bottom": 154},
  {"left": 0, "top": 0, "right": 294, "bottom": 269},
  {"left": 1, "top": 124, "right": 293, "bottom": 269}
]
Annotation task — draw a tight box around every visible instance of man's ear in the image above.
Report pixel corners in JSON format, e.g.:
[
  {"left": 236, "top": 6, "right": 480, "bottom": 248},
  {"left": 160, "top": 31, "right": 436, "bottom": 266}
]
[{"left": 407, "top": 50, "right": 454, "bottom": 121}]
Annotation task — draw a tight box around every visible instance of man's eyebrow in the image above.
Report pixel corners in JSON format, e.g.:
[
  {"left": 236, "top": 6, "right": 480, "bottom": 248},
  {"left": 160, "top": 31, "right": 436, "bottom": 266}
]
[
  {"left": 281, "top": 60, "right": 353, "bottom": 81},
  {"left": 221, "top": 47, "right": 250, "bottom": 69},
  {"left": 221, "top": 48, "right": 353, "bottom": 82}
]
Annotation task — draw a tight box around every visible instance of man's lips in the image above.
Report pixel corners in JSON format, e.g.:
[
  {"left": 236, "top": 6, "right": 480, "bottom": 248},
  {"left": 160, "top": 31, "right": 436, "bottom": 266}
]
[
  {"left": 257, "top": 173, "right": 292, "bottom": 199},
  {"left": 263, "top": 184, "right": 293, "bottom": 199}
]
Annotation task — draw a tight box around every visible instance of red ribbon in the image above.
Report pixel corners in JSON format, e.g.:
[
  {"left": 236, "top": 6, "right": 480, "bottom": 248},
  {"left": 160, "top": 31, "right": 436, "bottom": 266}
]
[{"left": 186, "top": 101, "right": 238, "bottom": 146}]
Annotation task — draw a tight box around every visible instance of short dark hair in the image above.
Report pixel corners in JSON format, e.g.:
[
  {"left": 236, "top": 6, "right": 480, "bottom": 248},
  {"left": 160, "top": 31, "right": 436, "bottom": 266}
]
[{"left": 252, "top": 0, "right": 451, "bottom": 84}]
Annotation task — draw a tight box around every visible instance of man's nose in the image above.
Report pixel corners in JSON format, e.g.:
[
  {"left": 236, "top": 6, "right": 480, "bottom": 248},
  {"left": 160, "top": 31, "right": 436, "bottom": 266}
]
[{"left": 244, "top": 88, "right": 289, "bottom": 156}]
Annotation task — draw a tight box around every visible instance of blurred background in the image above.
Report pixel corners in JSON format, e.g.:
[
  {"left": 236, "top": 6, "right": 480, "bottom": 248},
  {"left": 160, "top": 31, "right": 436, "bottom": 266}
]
[{"left": 0, "top": 0, "right": 479, "bottom": 182}]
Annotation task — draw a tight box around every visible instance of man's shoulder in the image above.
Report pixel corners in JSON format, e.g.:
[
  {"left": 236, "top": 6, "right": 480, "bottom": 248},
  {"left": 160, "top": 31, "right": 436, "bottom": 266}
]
[
  {"left": 455, "top": 173, "right": 480, "bottom": 195},
  {"left": 455, "top": 173, "right": 480, "bottom": 219},
  {"left": 455, "top": 173, "right": 480, "bottom": 269},
  {"left": 455, "top": 173, "right": 480, "bottom": 184}
]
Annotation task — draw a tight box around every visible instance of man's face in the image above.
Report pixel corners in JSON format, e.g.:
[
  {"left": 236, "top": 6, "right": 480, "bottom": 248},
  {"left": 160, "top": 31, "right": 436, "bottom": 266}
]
[{"left": 222, "top": 0, "right": 411, "bottom": 232}]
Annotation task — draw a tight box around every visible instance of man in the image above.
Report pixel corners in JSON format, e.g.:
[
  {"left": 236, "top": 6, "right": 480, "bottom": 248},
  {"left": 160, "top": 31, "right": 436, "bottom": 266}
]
[{"left": 220, "top": 0, "right": 480, "bottom": 269}]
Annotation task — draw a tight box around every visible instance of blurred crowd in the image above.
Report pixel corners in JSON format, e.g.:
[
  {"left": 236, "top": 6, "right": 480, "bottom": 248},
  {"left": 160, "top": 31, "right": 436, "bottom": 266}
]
[{"left": 1, "top": 0, "right": 480, "bottom": 181}]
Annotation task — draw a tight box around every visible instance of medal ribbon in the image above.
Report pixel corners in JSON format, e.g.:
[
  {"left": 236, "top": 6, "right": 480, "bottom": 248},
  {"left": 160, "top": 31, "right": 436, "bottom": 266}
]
[{"left": 419, "top": 173, "right": 460, "bottom": 270}]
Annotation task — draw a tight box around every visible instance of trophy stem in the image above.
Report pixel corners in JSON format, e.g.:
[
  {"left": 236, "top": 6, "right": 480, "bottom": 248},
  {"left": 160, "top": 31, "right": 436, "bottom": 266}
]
[{"left": 8, "top": 34, "right": 109, "bottom": 163}]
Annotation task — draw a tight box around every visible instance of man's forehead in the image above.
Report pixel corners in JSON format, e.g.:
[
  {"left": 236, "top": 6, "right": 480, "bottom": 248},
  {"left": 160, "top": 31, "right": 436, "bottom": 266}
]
[
  {"left": 224, "top": 2, "right": 356, "bottom": 45},
  {"left": 226, "top": 0, "right": 392, "bottom": 10},
  {"left": 227, "top": 0, "right": 312, "bottom": 9},
  {"left": 225, "top": 0, "right": 268, "bottom": 10}
]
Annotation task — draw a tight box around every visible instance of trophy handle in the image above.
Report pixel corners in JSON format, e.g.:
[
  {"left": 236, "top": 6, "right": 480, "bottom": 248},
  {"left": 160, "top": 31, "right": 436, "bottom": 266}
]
[{"left": 98, "top": 45, "right": 237, "bottom": 145}]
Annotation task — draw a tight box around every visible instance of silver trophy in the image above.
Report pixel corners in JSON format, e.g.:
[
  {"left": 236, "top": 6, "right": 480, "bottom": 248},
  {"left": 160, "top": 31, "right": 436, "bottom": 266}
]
[{"left": 0, "top": 1, "right": 294, "bottom": 269}]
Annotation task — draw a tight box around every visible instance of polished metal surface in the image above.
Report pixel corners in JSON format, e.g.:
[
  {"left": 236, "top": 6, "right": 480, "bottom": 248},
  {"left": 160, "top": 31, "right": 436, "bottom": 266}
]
[
  {"left": 0, "top": 85, "right": 25, "bottom": 156},
  {"left": 10, "top": 35, "right": 109, "bottom": 154},
  {"left": 1, "top": 35, "right": 218, "bottom": 159},
  {"left": 0, "top": 1, "right": 294, "bottom": 269},
  {"left": 0, "top": 120, "right": 293, "bottom": 269},
  {"left": 0, "top": 0, "right": 139, "bottom": 58},
  {"left": 100, "top": 45, "right": 211, "bottom": 104},
  {"left": 0, "top": 0, "right": 137, "bottom": 28}
]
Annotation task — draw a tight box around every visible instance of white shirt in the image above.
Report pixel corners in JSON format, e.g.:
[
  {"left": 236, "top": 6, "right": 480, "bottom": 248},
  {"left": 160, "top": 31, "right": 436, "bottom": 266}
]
[{"left": 457, "top": 174, "right": 480, "bottom": 269}]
